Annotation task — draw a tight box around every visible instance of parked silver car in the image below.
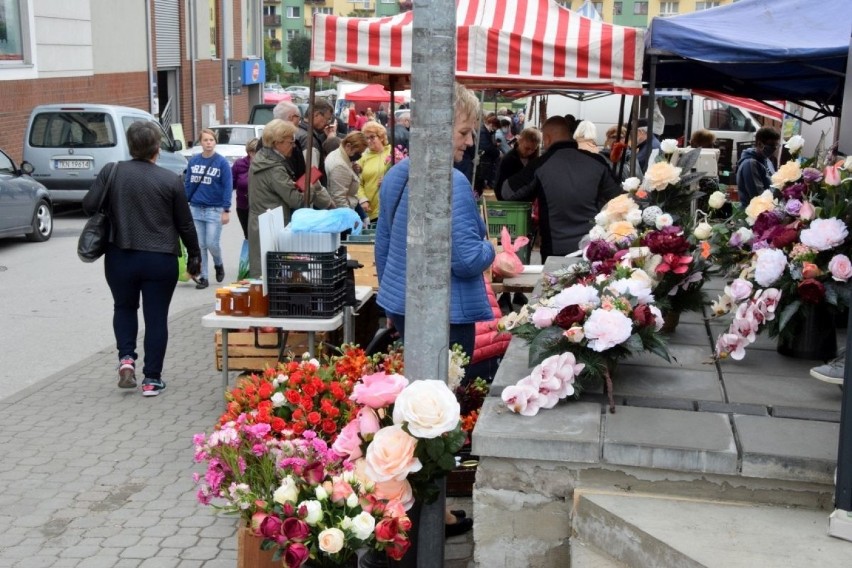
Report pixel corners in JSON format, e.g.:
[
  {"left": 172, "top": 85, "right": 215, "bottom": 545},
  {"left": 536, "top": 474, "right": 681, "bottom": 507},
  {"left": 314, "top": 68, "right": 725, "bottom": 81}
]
[{"left": 0, "top": 148, "right": 53, "bottom": 241}]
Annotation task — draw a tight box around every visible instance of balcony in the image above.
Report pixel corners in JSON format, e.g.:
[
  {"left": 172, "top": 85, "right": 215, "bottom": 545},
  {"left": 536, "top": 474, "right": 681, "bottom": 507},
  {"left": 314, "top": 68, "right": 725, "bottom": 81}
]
[
  {"left": 264, "top": 14, "right": 281, "bottom": 26},
  {"left": 305, "top": 0, "right": 326, "bottom": 4},
  {"left": 270, "top": 39, "right": 281, "bottom": 51}
]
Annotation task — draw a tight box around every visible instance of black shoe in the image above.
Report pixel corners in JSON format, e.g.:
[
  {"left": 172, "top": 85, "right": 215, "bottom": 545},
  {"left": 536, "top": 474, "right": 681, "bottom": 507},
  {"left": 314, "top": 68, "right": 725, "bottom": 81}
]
[
  {"left": 451, "top": 509, "right": 466, "bottom": 519},
  {"left": 214, "top": 264, "right": 225, "bottom": 283},
  {"left": 512, "top": 293, "right": 529, "bottom": 306},
  {"left": 195, "top": 278, "right": 209, "bottom": 289},
  {"left": 141, "top": 377, "right": 166, "bottom": 397},
  {"left": 445, "top": 516, "right": 472, "bottom": 538}
]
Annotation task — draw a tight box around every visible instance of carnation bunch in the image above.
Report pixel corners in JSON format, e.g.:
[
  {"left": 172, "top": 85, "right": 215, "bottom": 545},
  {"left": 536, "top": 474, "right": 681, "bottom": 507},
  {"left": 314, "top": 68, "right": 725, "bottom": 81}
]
[{"left": 700, "top": 148, "right": 852, "bottom": 359}]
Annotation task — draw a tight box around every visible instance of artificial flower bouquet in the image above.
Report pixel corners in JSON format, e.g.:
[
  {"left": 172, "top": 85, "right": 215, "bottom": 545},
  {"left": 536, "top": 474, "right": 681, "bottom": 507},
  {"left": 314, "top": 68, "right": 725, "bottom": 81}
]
[
  {"left": 573, "top": 192, "right": 710, "bottom": 316},
  {"left": 700, "top": 153, "right": 852, "bottom": 360},
  {"left": 332, "top": 372, "right": 467, "bottom": 508},
  {"left": 499, "top": 267, "right": 670, "bottom": 414}
]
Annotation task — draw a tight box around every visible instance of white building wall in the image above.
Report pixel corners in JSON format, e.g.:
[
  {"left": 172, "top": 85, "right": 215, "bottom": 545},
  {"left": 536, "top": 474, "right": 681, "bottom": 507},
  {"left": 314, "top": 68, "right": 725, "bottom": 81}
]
[
  {"left": 32, "top": 0, "right": 93, "bottom": 78},
  {"left": 90, "top": 0, "right": 148, "bottom": 73}
]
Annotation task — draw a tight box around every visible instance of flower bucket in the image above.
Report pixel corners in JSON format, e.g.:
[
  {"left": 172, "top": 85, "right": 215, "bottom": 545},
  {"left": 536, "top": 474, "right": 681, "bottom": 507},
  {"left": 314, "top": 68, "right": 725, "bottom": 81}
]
[
  {"left": 660, "top": 310, "right": 681, "bottom": 333},
  {"left": 776, "top": 303, "right": 837, "bottom": 360},
  {"left": 236, "top": 527, "right": 278, "bottom": 568}
]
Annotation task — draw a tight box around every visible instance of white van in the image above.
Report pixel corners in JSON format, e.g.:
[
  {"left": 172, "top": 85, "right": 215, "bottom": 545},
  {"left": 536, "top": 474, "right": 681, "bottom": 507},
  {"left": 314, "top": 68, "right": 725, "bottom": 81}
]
[{"left": 23, "top": 104, "right": 187, "bottom": 203}]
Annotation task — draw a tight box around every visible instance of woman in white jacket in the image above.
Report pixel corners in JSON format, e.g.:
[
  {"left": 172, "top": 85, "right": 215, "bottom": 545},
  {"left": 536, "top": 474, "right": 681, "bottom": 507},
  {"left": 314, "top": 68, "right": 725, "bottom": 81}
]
[{"left": 324, "top": 131, "right": 368, "bottom": 211}]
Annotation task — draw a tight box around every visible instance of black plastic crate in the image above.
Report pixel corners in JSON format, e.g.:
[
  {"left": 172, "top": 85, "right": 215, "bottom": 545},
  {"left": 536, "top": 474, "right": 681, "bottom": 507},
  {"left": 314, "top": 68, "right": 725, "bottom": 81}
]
[{"left": 267, "top": 248, "right": 348, "bottom": 318}]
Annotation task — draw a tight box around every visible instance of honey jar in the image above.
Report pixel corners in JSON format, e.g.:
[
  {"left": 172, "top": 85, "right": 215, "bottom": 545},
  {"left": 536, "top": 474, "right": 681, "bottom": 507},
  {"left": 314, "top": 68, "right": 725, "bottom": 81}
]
[
  {"left": 231, "top": 288, "right": 250, "bottom": 316},
  {"left": 215, "top": 288, "right": 232, "bottom": 315},
  {"left": 248, "top": 280, "right": 269, "bottom": 317}
]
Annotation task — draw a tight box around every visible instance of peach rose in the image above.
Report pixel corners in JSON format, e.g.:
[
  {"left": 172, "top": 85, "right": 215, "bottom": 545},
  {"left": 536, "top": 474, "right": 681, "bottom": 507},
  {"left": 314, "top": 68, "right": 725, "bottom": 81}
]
[
  {"left": 602, "top": 194, "right": 639, "bottom": 220},
  {"left": 745, "top": 190, "right": 776, "bottom": 224},
  {"left": 643, "top": 161, "right": 682, "bottom": 190},
  {"left": 318, "top": 528, "right": 345, "bottom": 554},
  {"left": 608, "top": 220, "right": 638, "bottom": 240},
  {"left": 373, "top": 477, "right": 415, "bottom": 510},
  {"left": 364, "top": 425, "right": 422, "bottom": 482},
  {"left": 770, "top": 160, "right": 802, "bottom": 187}
]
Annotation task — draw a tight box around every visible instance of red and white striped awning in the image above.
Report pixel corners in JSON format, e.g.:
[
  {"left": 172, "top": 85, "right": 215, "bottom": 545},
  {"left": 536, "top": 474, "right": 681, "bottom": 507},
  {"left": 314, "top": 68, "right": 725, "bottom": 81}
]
[{"left": 310, "top": 0, "right": 645, "bottom": 94}]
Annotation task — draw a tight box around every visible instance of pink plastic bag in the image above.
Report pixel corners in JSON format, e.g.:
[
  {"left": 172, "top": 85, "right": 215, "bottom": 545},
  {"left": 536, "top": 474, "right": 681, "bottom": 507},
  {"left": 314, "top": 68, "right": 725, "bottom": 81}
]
[{"left": 491, "top": 226, "right": 530, "bottom": 278}]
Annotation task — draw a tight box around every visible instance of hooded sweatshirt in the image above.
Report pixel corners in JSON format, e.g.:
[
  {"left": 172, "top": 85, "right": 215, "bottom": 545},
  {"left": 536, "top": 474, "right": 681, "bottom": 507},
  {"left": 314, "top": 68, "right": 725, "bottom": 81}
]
[{"left": 736, "top": 147, "right": 775, "bottom": 206}]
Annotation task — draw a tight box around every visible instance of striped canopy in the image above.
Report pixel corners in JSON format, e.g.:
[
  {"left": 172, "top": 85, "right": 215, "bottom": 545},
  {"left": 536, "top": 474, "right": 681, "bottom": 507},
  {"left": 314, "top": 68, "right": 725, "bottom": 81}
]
[{"left": 310, "top": 0, "right": 645, "bottom": 94}]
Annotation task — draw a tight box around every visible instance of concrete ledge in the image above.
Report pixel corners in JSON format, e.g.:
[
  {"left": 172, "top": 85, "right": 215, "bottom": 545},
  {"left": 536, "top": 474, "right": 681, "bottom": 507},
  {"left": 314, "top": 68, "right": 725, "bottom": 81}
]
[
  {"left": 603, "top": 406, "right": 737, "bottom": 475},
  {"left": 734, "top": 414, "right": 838, "bottom": 483},
  {"left": 472, "top": 398, "right": 601, "bottom": 463}
]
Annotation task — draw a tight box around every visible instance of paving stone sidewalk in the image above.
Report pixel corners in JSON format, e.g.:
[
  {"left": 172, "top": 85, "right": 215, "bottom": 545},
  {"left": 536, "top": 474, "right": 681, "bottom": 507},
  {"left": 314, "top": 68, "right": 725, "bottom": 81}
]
[{"left": 0, "top": 305, "right": 472, "bottom": 568}]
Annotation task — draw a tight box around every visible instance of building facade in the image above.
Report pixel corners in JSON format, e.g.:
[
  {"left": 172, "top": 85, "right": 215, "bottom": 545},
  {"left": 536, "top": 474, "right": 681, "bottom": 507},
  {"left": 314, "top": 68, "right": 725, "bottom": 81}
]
[
  {"left": 0, "top": 0, "right": 264, "bottom": 161},
  {"left": 562, "top": 0, "right": 734, "bottom": 25}
]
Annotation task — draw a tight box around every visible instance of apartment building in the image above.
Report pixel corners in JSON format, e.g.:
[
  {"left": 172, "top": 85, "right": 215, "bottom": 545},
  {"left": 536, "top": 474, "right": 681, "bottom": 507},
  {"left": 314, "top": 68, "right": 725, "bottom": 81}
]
[
  {"left": 562, "top": 0, "right": 735, "bottom": 25},
  {"left": 0, "top": 0, "right": 265, "bottom": 161}
]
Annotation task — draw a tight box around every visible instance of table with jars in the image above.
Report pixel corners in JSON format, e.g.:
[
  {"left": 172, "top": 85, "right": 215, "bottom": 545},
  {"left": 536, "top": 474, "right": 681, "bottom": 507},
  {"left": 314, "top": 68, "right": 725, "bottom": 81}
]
[{"left": 201, "top": 281, "right": 374, "bottom": 392}]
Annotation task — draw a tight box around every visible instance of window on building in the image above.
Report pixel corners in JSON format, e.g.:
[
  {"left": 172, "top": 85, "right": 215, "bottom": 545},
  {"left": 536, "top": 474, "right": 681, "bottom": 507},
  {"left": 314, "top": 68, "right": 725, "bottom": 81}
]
[
  {"left": 313, "top": 7, "right": 333, "bottom": 15},
  {"left": 633, "top": 1, "right": 648, "bottom": 15},
  {"left": 0, "top": 0, "right": 25, "bottom": 62},
  {"left": 381, "top": 0, "right": 397, "bottom": 3},
  {"left": 286, "top": 6, "right": 301, "bottom": 18},
  {"left": 244, "top": 0, "right": 261, "bottom": 57},
  {"left": 268, "top": 29, "right": 276, "bottom": 39},
  {"left": 696, "top": 1, "right": 720, "bottom": 9},
  {"left": 208, "top": 0, "right": 219, "bottom": 58},
  {"left": 592, "top": 2, "right": 604, "bottom": 13},
  {"left": 613, "top": 1, "right": 622, "bottom": 15},
  {"left": 286, "top": 29, "right": 299, "bottom": 41},
  {"left": 660, "top": 1, "right": 679, "bottom": 16}
]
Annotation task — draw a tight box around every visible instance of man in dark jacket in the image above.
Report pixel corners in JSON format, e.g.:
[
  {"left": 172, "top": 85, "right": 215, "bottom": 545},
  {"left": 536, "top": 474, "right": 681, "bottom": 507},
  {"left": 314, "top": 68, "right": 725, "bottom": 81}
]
[
  {"left": 494, "top": 127, "right": 542, "bottom": 200},
  {"left": 736, "top": 127, "right": 781, "bottom": 206},
  {"left": 297, "top": 98, "right": 334, "bottom": 184},
  {"left": 393, "top": 111, "right": 411, "bottom": 153},
  {"left": 501, "top": 116, "right": 621, "bottom": 263}
]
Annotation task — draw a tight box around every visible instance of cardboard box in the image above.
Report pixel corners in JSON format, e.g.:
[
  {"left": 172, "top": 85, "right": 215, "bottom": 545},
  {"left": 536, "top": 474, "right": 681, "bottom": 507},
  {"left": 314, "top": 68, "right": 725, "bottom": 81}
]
[
  {"left": 214, "top": 329, "right": 330, "bottom": 371},
  {"left": 346, "top": 242, "right": 379, "bottom": 290}
]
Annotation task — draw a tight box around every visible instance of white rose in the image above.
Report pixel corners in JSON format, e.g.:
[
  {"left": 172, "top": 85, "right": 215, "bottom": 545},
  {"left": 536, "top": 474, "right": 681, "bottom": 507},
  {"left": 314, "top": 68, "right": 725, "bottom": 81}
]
[
  {"left": 273, "top": 476, "right": 299, "bottom": 505},
  {"left": 315, "top": 485, "right": 329, "bottom": 501},
  {"left": 734, "top": 227, "right": 754, "bottom": 243},
  {"left": 693, "top": 222, "right": 713, "bottom": 240},
  {"left": 392, "top": 380, "right": 460, "bottom": 438},
  {"left": 346, "top": 492, "right": 359, "bottom": 508},
  {"left": 318, "top": 528, "right": 345, "bottom": 554},
  {"left": 625, "top": 208, "right": 643, "bottom": 226},
  {"left": 622, "top": 177, "right": 641, "bottom": 192},
  {"left": 655, "top": 213, "right": 674, "bottom": 229},
  {"left": 784, "top": 134, "right": 805, "bottom": 154},
  {"left": 588, "top": 225, "right": 608, "bottom": 240},
  {"left": 300, "top": 499, "right": 324, "bottom": 525},
  {"left": 350, "top": 511, "right": 376, "bottom": 540},
  {"left": 594, "top": 211, "right": 610, "bottom": 227},
  {"left": 270, "top": 392, "right": 286, "bottom": 408},
  {"left": 660, "top": 138, "right": 679, "bottom": 154},
  {"left": 708, "top": 191, "right": 726, "bottom": 209}
]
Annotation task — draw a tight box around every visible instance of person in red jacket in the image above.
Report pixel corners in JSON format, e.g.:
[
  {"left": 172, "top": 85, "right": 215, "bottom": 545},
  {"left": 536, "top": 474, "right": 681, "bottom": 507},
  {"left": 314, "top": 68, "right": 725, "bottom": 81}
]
[{"left": 467, "top": 277, "right": 512, "bottom": 382}]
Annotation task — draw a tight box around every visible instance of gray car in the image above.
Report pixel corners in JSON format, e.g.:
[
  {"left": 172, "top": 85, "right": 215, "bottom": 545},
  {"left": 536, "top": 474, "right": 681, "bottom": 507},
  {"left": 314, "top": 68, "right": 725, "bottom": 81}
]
[{"left": 0, "top": 148, "right": 53, "bottom": 241}]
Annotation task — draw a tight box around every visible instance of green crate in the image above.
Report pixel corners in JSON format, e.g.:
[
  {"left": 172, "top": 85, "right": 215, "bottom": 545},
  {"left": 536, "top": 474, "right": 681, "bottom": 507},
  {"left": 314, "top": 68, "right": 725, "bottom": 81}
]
[{"left": 485, "top": 202, "right": 532, "bottom": 240}]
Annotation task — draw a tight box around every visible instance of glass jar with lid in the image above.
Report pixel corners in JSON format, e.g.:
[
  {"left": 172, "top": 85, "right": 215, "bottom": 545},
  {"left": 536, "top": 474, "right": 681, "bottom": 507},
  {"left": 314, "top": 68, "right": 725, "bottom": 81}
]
[
  {"left": 215, "top": 288, "right": 232, "bottom": 315},
  {"left": 231, "top": 288, "right": 250, "bottom": 316},
  {"left": 248, "top": 280, "right": 269, "bottom": 317}
]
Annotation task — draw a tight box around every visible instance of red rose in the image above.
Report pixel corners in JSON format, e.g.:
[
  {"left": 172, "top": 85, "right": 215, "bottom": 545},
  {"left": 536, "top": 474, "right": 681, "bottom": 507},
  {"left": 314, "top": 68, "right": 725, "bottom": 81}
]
[
  {"left": 321, "top": 419, "right": 337, "bottom": 435},
  {"left": 283, "top": 542, "right": 310, "bottom": 568},
  {"left": 285, "top": 390, "right": 301, "bottom": 404},
  {"left": 642, "top": 230, "right": 690, "bottom": 254},
  {"left": 553, "top": 305, "right": 586, "bottom": 329},
  {"left": 632, "top": 304, "right": 655, "bottom": 327},
  {"left": 258, "top": 382, "right": 274, "bottom": 399},
  {"left": 797, "top": 278, "right": 825, "bottom": 304},
  {"left": 767, "top": 225, "right": 800, "bottom": 249},
  {"left": 375, "top": 518, "right": 400, "bottom": 543},
  {"left": 281, "top": 517, "right": 310, "bottom": 542},
  {"left": 386, "top": 534, "right": 411, "bottom": 560},
  {"left": 259, "top": 515, "right": 283, "bottom": 539},
  {"left": 271, "top": 417, "right": 286, "bottom": 432},
  {"left": 307, "top": 411, "right": 322, "bottom": 425}
]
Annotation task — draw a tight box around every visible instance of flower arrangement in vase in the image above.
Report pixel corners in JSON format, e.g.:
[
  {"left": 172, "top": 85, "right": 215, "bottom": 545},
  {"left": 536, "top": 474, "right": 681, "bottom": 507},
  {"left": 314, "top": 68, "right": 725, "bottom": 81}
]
[{"left": 697, "top": 150, "right": 852, "bottom": 360}]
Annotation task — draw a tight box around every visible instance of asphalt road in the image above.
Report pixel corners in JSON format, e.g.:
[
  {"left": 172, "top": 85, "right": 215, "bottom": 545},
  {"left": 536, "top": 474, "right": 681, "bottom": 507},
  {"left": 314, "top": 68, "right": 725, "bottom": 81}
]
[{"left": 0, "top": 203, "right": 246, "bottom": 401}]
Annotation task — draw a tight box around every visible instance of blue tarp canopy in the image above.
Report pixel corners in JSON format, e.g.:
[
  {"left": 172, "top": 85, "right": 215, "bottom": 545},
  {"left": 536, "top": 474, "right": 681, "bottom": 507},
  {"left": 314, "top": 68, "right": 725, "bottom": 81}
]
[{"left": 644, "top": 0, "right": 852, "bottom": 110}]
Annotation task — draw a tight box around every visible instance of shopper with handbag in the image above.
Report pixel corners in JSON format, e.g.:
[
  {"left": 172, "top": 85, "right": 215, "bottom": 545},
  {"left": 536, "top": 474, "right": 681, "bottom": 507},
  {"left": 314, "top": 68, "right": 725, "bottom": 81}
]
[
  {"left": 184, "top": 128, "right": 232, "bottom": 289},
  {"left": 82, "top": 121, "right": 201, "bottom": 397}
]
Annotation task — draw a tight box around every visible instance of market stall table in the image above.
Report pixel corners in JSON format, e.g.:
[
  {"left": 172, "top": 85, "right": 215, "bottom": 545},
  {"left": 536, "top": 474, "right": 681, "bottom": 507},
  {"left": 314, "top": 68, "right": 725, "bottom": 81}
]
[{"left": 202, "top": 286, "right": 373, "bottom": 392}]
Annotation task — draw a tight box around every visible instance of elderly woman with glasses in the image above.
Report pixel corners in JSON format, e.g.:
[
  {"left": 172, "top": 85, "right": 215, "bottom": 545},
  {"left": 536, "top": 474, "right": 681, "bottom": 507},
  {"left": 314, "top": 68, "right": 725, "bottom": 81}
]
[
  {"left": 356, "top": 121, "right": 391, "bottom": 224},
  {"left": 247, "top": 119, "right": 333, "bottom": 278}
]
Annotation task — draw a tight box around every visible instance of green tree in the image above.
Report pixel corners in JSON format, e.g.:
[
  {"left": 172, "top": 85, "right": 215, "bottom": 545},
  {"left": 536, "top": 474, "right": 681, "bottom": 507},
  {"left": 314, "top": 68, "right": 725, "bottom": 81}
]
[
  {"left": 264, "top": 37, "right": 284, "bottom": 83},
  {"left": 288, "top": 35, "right": 311, "bottom": 78}
]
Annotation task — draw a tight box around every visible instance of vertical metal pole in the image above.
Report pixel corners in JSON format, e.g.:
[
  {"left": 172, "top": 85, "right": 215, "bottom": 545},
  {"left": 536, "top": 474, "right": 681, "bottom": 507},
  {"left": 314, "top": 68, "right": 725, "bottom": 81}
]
[
  {"left": 407, "top": 1, "right": 455, "bottom": 566},
  {"left": 829, "top": 305, "right": 852, "bottom": 540},
  {"left": 145, "top": 0, "right": 156, "bottom": 116},
  {"left": 221, "top": 0, "right": 231, "bottom": 124}
]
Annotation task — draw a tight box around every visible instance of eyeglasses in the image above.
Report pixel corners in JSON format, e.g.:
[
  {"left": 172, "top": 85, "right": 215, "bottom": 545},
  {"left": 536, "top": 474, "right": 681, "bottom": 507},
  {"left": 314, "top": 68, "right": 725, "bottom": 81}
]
[
  {"left": 366, "top": 135, "right": 378, "bottom": 141},
  {"left": 278, "top": 138, "right": 295, "bottom": 146}
]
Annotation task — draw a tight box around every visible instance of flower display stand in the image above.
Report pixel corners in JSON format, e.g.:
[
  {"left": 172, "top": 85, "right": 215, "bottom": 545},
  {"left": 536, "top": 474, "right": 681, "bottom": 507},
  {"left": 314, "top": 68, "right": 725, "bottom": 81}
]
[{"left": 236, "top": 527, "right": 279, "bottom": 568}]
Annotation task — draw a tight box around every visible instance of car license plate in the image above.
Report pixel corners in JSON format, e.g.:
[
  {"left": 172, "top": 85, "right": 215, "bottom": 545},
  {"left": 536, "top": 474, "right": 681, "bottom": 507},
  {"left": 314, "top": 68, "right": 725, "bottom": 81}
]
[{"left": 55, "top": 159, "right": 91, "bottom": 169}]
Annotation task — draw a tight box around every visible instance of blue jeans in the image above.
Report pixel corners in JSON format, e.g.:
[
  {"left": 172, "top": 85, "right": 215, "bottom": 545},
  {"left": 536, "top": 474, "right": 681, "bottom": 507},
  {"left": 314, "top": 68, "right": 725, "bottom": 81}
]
[
  {"left": 104, "top": 244, "right": 178, "bottom": 380},
  {"left": 190, "top": 204, "right": 223, "bottom": 280}
]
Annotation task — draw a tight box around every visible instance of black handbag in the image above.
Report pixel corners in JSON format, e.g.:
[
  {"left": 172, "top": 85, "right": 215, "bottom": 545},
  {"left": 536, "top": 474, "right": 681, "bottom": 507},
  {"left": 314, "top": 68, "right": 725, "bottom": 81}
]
[{"left": 77, "top": 162, "right": 119, "bottom": 263}]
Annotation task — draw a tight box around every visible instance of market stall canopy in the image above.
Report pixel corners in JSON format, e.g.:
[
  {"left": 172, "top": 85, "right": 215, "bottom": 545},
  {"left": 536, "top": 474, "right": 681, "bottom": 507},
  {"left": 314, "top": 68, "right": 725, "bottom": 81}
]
[
  {"left": 644, "top": 0, "right": 851, "bottom": 110},
  {"left": 310, "top": 0, "right": 645, "bottom": 94},
  {"left": 344, "top": 83, "right": 405, "bottom": 103}
]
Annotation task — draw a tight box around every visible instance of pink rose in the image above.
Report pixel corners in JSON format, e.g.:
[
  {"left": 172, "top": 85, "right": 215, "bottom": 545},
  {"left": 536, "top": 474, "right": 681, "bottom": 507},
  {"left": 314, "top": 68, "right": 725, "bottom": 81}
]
[
  {"left": 281, "top": 517, "right": 311, "bottom": 543},
  {"left": 351, "top": 373, "right": 409, "bottom": 409},
  {"left": 283, "top": 542, "right": 310, "bottom": 568},
  {"left": 531, "top": 306, "right": 558, "bottom": 328},
  {"left": 331, "top": 479, "right": 354, "bottom": 503},
  {"left": 824, "top": 164, "right": 842, "bottom": 186},
  {"left": 331, "top": 419, "right": 363, "bottom": 460},
  {"left": 373, "top": 477, "right": 415, "bottom": 510},
  {"left": 728, "top": 278, "right": 754, "bottom": 302},
  {"left": 357, "top": 407, "right": 381, "bottom": 436},
  {"left": 829, "top": 254, "right": 852, "bottom": 281},
  {"left": 259, "top": 515, "right": 283, "bottom": 540},
  {"left": 364, "top": 425, "right": 422, "bottom": 482},
  {"left": 798, "top": 201, "right": 815, "bottom": 221}
]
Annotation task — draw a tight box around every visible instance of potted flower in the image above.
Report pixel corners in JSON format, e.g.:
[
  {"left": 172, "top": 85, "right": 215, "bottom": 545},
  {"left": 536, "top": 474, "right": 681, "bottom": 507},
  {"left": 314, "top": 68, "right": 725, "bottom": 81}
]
[
  {"left": 499, "top": 268, "right": 670, "bottom": 413},
  {"left": 700, "top": 152, "right": 852, "bottom": 360}
]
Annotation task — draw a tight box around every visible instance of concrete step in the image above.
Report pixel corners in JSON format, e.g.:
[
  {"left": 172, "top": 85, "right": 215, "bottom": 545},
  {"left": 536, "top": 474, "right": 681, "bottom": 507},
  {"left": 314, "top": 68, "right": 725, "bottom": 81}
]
[
  {"left": 573, "top": 492, "right": 851, "bottom": 568},
  {"left": 570, "top": 539, "right": 629, "bottom": 568}
]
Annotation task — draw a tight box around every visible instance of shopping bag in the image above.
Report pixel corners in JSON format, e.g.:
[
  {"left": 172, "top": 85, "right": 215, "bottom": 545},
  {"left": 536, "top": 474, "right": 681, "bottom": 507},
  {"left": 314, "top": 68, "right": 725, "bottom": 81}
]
[
  {"left": 178, "top": 240, "right": 190, "bottom": 282},
  {"left": 238, "top": 239, "right": 250, "bottom": 280}
]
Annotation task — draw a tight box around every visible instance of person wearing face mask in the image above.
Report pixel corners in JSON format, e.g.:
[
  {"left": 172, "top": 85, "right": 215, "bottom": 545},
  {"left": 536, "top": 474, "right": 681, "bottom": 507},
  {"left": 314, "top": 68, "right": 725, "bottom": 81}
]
[
  {"left": 324, "top": 131, "right": 368, "bottom": 213},
  {"left": 736, "top": 127, "right": 781, "bottom": 207}
]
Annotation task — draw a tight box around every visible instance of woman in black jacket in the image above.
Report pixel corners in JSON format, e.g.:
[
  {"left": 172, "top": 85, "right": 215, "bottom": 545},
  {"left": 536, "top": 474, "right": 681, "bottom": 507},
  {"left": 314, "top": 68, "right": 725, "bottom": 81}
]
[{"left": 83, "top": 121, "right": 201, "bottom": 397}]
